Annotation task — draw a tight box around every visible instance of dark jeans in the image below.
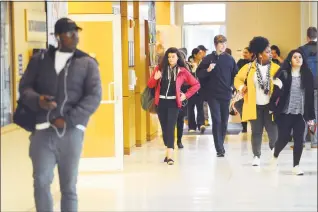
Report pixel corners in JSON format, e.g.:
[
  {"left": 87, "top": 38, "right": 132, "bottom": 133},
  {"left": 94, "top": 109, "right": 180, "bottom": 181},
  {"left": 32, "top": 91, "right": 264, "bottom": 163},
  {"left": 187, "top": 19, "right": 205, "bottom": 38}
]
[
  {"left": 274, "top": 114, "right": 306, "bottom": 167},
  {"left": 187, "top": 93, "right": 205, "bottom": 130},
  {"left": 250, "top": 104, "right": 278, "bottom": 157},
  {"left": 176, "top": 106, "right": 186, "bottom": 142},
  {"left": 29, "top": 127, "right": 84, "bottom": 212},
  {"left": 207, "top": 98, "right": 230, "bottom": 154},
  {"left": 157, "top": 99, "right": 179, "bottom": 149}
]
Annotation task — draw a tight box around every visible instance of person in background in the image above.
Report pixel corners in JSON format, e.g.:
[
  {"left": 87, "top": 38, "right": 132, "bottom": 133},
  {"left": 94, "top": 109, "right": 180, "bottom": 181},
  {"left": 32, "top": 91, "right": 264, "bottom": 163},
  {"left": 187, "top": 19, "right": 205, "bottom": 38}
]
[
  {"left": 155, "top": 43, "right": 165, "bottom": 65},
  {"left": 187, "top": 48, "right": 206, "bottom": 133},
  {"left": 197, "top": 35, "right": 238, "bottom": 157},
  {"left": 19, "top": 18, "right": 102, "bottom": 211},
  {"left": 234, "top": 36, "right": 279, "bottom": 166},
  {"left": 147, "top": 47, "right": 200, "bottom": 165},
  {"left": 299, "top": 26, "right": 317, "bottom": 149},
  {"left": 271, "top": 45, "right": 284, "bottom": 65},
  {"left": 235, "top": 47, "right": 255, "bottom": 133},
  {"left": 269, "top": 49, "right": 315, "bottom": 175},
  {"left": 225, "top": 48, "right": 232, "bottom": 55},
  {"left": 237, "top": 47, "right": 254, "bottom": 70},
  {"left": 197, "top": 44, "right": 210, "bottom": 126},
  {"left": 175, "top": 47, "right": 190, "bottom": 149},
  {"left": 198, "top": 45, "right": 208, "bottom": 57}
]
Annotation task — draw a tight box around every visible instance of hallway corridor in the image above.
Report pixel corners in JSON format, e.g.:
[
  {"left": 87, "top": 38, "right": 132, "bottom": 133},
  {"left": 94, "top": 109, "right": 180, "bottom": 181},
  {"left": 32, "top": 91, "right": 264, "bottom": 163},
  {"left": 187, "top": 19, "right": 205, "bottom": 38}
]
[{"left": 53, "top": 132, "right": 317, "bottom": 211}]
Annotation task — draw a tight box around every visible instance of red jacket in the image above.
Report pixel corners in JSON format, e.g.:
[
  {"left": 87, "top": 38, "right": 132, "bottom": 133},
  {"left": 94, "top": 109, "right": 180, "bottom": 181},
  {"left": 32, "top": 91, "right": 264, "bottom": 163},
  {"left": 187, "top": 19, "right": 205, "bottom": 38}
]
[{"left": 147, "top": 66, "right": 200, "bottom": 108}]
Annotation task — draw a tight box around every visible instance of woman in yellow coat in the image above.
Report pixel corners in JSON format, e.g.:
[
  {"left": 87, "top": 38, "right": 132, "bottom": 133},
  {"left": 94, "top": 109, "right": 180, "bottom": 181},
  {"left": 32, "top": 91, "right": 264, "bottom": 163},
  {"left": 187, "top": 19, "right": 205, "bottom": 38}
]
[{"left": 234, "top": 37, "right": 280, "bottom": 166}]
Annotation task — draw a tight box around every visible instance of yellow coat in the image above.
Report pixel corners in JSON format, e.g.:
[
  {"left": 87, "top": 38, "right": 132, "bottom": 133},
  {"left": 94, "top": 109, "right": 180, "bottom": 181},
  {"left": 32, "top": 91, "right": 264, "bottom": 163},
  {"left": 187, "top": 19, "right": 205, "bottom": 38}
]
[{"left": 234, "top": 61, "right": 280, "bottom": 122}]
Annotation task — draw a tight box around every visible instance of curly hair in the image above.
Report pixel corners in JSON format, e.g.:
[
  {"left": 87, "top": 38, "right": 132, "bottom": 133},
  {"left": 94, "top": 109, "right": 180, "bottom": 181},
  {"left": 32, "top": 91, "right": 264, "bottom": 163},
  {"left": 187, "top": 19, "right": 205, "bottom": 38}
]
[
  {"left": 249, "top": 36, "right": 270, "bottom": 58},
  {"left": 159, "top": 47, "right": 187, "bottom": 73}
]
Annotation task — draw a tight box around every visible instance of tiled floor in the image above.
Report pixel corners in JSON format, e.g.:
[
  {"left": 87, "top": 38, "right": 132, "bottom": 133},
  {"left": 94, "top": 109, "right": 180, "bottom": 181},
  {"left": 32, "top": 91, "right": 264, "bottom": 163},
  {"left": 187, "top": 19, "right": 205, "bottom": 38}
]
[{"left": 54, "top": 131, "right": 317, "bottom": 211}]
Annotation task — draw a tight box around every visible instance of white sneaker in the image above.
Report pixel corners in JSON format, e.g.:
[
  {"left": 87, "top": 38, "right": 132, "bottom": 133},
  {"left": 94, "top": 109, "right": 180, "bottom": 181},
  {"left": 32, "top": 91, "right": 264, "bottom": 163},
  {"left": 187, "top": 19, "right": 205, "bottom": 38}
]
[
  {"left": 269, "top": 156, "right": 278, "bottom": 170},
  {"left": 252, "top": 156, "right": 260, "bottom": 166},
  {"left": 292, "top": 165, "right": 304, "bottom": 176}
]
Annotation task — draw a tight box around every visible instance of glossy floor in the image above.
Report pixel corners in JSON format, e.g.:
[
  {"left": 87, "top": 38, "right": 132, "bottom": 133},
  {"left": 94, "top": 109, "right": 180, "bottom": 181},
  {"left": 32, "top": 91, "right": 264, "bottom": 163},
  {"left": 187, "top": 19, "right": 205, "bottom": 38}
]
[{"left": 53, "top": 132, "right": 317, "bottom": 211}]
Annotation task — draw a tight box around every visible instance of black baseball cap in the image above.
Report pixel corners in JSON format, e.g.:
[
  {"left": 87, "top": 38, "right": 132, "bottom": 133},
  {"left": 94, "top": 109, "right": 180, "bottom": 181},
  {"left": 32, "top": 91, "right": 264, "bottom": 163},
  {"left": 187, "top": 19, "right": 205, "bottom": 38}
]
[
  {"left": 197, "top": 45, "right": 208, "bottom": 51},
  {"left": 54, "top": 17, "right": 82, "bottom": 35}
]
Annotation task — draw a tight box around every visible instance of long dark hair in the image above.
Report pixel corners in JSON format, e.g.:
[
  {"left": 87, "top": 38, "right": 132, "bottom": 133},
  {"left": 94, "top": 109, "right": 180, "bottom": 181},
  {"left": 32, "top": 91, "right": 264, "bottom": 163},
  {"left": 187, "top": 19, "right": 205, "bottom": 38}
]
[
  {"left": 274, "top": 49, "right": 310, "bottom": 87},
  {"left": 159, "top": 47, "right": 187, "bottom": 74}
]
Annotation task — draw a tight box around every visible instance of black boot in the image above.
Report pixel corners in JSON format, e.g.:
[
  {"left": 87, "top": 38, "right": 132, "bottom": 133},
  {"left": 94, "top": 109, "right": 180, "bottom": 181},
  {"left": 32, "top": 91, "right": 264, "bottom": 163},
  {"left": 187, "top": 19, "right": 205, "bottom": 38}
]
[{"left": 177, "top": 140, "right": 184, "bottom": 149}]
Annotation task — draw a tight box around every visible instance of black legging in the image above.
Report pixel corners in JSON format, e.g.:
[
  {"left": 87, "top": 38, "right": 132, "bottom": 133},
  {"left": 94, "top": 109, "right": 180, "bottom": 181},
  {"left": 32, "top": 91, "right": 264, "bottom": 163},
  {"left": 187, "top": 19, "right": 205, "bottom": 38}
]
[
  {"left": 157, "top": 99, "right": 179, "bottom": 149},
  {"left": 274, "top": 114, "right": 306, "bottom": 167}
]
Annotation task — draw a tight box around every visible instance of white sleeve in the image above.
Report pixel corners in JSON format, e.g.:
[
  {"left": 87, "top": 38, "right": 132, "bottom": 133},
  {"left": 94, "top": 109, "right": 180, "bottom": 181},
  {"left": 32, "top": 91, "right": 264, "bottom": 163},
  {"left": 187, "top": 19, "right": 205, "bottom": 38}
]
[{"left": 273, "top": 78, "right": 283, "bottom": 89}]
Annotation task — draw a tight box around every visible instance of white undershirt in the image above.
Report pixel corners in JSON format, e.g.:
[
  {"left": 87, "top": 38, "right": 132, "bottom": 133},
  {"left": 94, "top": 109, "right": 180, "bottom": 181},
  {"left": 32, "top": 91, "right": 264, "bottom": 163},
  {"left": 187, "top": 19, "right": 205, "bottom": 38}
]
[
  {"left": 254, "top": 64, "right": 270, "bottom": 105},
  {"left": 55, "top": 51, "right": 73, "bottom": 75}
]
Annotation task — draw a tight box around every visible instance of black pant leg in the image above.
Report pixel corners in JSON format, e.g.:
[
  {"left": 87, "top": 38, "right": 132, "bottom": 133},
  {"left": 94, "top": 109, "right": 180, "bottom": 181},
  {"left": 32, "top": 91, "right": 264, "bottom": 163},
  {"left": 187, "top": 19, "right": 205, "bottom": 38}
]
[{"left": 292, "top": 114, "right": 306, "bottom": 167}]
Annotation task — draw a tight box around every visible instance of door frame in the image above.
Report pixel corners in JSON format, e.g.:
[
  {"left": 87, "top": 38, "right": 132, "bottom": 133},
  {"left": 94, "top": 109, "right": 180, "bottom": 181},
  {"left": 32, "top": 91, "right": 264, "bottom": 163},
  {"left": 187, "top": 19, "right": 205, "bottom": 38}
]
[{"left": 68, "top": 14, "right": 124, "bottom": 172}]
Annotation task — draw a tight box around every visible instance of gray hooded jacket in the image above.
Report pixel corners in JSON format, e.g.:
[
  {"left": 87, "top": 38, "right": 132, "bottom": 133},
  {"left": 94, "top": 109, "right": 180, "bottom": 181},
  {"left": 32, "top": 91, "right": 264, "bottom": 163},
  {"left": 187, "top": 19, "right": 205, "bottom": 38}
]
[{"left": 19, "top": 45, "right": 102, "bottom": 129}]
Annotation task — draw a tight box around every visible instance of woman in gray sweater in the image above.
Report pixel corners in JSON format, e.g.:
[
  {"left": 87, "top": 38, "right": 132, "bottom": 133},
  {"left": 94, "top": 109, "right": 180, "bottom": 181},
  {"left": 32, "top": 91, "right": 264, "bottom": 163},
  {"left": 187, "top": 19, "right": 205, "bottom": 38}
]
[{"left": 269, "top": 49, "right": 316, "bottom": 175}]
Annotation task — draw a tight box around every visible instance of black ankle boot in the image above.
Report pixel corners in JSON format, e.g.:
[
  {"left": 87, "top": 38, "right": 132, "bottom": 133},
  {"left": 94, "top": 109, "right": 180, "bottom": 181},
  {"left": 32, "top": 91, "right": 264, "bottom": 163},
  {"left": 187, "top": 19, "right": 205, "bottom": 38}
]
[{"left": 177, "top": 140, "right": 184, "bottom": 149}]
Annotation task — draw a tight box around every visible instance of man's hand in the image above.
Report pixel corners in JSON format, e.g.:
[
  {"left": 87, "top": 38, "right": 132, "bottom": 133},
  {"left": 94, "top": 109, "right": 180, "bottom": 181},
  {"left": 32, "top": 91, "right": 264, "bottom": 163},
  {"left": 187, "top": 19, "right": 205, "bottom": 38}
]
[
  {"left": 39, "top": 95, "right": 57, "bottom": 111},
  {"left": 307, "top": 120, "right": 315, "bottom": 126},
  {"left": 52, "top": 117, "right": 65, "bottom": 129},
  {"left": 207, "top": 63, "right": 216, "bottom": 72}
]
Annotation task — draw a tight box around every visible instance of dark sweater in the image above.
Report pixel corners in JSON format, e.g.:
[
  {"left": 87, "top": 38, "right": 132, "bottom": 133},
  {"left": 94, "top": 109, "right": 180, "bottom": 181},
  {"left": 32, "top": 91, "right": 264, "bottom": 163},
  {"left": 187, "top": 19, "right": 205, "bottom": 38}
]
[
  {"left": 196, "top": 52, "right": 238, "bottom": 101},
  {"left": 299, "top": 41, "right": 318, "bottom": 89},
  {"left": 237, "top": 59, "right": 250, "bottom": 70},
  {"left": 269, "top": 68, "right": 315, "bottom": 121}
]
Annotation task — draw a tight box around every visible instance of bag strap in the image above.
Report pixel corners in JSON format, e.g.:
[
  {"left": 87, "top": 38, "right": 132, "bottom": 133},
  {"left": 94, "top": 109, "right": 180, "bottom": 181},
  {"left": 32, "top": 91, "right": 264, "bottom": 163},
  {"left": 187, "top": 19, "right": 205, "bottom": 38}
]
[{"left": 244, "top": 62, "right": 253, "bottom": 86}]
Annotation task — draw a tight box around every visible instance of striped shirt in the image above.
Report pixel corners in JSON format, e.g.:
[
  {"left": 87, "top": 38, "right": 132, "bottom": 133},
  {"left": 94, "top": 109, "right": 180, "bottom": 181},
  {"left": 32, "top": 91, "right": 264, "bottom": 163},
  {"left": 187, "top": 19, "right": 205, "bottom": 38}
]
[{"left": 284, "top": 76, "right": 304, "bottom": 115}]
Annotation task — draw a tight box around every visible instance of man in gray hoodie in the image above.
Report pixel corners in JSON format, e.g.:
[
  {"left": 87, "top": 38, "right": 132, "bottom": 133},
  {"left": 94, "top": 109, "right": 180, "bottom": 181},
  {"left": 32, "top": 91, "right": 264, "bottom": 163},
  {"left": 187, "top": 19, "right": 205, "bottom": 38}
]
[{"left": 19, "top": 18, "right": 102, "bottom": 211}]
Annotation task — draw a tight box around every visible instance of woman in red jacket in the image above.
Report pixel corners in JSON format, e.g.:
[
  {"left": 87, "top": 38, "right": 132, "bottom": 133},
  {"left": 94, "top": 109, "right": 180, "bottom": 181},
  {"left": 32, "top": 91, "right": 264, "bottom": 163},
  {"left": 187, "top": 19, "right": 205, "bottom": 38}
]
[{"left": 148, "top": 47, "right": 200, "bottom": 165}]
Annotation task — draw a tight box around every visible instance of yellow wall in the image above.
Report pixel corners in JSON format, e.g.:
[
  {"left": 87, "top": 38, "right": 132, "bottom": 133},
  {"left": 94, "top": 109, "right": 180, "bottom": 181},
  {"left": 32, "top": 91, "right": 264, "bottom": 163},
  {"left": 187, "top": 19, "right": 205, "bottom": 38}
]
[
  {"left": 227, "top": 2, "right": 301, "bottom": 60},
  {"left": 155, "top": 2, "right": 171, "bottom": 25},
  {"left": 1, "top": 2, "right": 60, "bottom": 211},
  {"left": 156, "top": 25, "right": 182, "bottom": 49},
  {"left": 68, "top": 2, "right": 112, "bottom": 14}
]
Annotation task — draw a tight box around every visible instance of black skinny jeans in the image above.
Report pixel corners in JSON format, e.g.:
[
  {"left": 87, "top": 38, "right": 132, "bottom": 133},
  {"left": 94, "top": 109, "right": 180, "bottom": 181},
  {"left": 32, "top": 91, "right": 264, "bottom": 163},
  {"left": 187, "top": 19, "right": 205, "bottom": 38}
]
[
  {"left": 157, "top": 99, "right": 179, "bottom": 149},
  {"left": 274, "top": 114, "right": 306, "bottom": 167}
]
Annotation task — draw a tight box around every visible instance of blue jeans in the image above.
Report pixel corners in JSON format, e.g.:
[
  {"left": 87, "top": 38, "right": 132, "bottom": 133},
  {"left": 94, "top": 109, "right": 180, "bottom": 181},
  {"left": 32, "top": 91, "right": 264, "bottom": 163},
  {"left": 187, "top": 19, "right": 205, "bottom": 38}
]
[
  {"left": 29, "top": 127, "right": 84, "bottom": 212},
  {"left": 207, "top": 98, "right": 230, "bottom": 154}
]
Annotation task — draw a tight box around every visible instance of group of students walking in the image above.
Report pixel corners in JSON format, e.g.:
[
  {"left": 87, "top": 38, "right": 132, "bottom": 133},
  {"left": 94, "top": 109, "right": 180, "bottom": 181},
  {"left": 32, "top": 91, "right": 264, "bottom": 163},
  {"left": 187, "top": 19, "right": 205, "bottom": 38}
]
[{"left": 148, "top": 27, "right": 317, "bottom": 176}]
